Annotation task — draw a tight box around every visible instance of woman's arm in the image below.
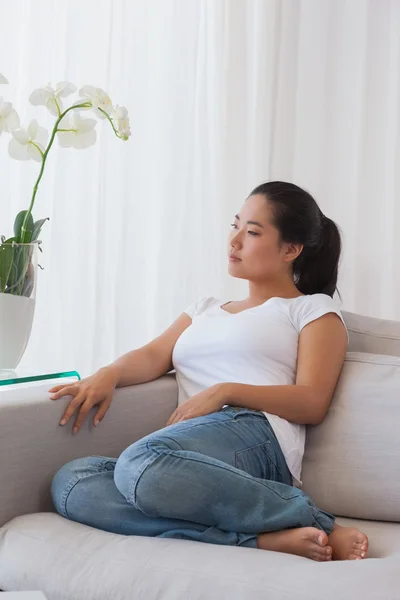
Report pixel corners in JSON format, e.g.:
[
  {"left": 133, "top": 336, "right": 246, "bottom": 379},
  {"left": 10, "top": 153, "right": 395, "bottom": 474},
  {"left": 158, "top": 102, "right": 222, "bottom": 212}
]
[
  {"left": 49, "top": 313, "right": 192, "bottom": 434},
  {"left": 106, "top": 312, "right": 192, "bottom": 387},
  {"left": 220, "top": 313, "right": 348, "bottom": 425}
]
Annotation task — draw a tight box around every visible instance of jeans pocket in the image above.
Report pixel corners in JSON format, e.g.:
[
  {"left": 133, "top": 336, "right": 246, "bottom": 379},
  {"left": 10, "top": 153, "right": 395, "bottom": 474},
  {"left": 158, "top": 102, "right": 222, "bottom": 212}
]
[{"left": 235, "top": 441, "right": 278, "bottom": 480}]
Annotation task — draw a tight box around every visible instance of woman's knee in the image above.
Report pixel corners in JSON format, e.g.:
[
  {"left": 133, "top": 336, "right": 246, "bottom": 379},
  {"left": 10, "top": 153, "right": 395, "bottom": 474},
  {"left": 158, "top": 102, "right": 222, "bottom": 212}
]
[
  {"left": 114, "top": 439, "right": 148, "bottom": 501},
  {"left": 114, "top": 436, "right": 172, "bottom": 507},
  {"left": 51, "top": 458, "right": 83, "bottom": 517},
  {"left": 51, "top": 456, "right": 114, "bottom": 517}
]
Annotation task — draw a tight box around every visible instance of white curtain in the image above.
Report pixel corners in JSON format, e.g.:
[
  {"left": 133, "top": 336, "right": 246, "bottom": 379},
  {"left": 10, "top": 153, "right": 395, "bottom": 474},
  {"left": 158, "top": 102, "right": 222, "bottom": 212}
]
[{"left": 0, "top": 0, "right": 399, "bottom": 377}]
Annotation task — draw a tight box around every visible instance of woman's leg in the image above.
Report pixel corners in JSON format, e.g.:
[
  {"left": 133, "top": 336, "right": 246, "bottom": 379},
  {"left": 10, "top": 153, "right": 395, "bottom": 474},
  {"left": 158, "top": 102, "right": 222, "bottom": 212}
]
[
  {"left": 52, "top": 407, "right": 366, "bottom": 559},
  {"left": 51, "top": 455, "right": 257, "bottom": 547},
  {"left": 113, "top": 407, "right": 368, "bottom": 559},
  {"left": 113, "top": 407, "right": 335, "bottom": 535}
]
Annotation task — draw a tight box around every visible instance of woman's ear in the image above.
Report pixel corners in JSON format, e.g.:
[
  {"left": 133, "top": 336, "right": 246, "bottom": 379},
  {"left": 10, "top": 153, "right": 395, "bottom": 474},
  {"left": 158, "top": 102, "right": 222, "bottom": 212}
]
[{"left": 283, "top": 243, "right": 303, "bottom": 263}]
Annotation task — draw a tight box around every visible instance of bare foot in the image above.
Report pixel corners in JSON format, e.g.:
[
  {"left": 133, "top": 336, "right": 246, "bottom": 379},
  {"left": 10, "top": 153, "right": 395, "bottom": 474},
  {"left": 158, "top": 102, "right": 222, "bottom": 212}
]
[
  {"left": 257, "top": 527, "right": 332, "bottom": 562},
  {"left": 328, "top": 524, "right": 368, "bottom": 560}
]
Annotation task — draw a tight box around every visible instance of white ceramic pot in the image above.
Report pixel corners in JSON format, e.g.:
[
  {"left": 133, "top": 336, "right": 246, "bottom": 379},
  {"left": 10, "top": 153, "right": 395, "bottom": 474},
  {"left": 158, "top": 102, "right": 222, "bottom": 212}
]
[
  {"left": 0, "top": 293, "right": 36, "bottom": 370},
  {"left": 0, "top": 243, "right": 38, "bottom": 371}
]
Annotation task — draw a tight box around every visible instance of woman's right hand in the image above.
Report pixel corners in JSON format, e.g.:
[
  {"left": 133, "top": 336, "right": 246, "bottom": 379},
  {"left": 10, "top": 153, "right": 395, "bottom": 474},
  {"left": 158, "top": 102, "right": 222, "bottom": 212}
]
[{"left": 48, "top": 366, "right": 120, "bottom": 434}]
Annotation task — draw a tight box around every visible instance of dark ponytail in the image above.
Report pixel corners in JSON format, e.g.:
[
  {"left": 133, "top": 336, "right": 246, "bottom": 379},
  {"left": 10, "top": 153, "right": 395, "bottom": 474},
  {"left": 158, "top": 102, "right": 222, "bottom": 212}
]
[{"left": 250, "top": 181, "right": 341, "bottom": 297}]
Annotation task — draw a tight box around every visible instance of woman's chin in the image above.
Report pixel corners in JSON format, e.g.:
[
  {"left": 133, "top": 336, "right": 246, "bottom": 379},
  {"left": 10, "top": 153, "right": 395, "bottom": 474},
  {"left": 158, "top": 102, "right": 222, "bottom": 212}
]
[{"left": 228, "top": 263, "right": 246, "bottom": 278}]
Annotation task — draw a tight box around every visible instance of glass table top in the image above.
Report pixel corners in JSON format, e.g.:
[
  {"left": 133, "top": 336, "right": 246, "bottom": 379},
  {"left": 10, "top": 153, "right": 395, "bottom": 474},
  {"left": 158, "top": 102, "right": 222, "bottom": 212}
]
[{"left": 0, "top": 370, "right": 81, "bottom": 386}]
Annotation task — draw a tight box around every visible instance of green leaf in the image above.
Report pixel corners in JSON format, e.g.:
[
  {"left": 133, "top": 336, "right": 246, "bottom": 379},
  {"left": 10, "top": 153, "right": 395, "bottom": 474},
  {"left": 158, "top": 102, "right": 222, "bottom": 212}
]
[
  {"left": 14, "top": 211, "right": 34, "bottom": 243},
  {"left": 0, "top": 244, "right": 15, "bottom": 293},
  {"left": 32, "top": 217, "right": 49, "bottom": 241},
  {"left": 21, "top": 262, "right": 35, "bottom": 298},
  {"left": 6, "top": 245, "right": 31, "bottom": 295}
]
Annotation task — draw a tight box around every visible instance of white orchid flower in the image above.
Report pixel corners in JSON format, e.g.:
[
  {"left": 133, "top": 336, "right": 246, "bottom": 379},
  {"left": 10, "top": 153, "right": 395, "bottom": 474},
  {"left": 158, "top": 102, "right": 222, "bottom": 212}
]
[
  {"left": 78, "top": 85, "right": 112, "bottom": 118},
  {"left": 0, "top": 97, "right": 20, "bottom": 136},
  {"left": 57, "top": 112, "right": 97, "bottom": 149},
  {"left": 30, "top": 81, "right": 77, "bottom": 117},
  {"left": 111, "top": 105, "right": 131, "bottom": 140},
  {"left": 0, "top": 73, "right": 8, "bottom": 84},
  {"left": 8, "top": 119, "right": 48, "bottom": 162}
]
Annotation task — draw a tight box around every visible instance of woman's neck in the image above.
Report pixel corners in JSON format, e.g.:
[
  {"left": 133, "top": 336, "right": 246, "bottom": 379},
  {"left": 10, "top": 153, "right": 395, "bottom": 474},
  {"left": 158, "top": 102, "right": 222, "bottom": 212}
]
[{"left": 247, "top": 280, "right": 303, "bottom": 303}]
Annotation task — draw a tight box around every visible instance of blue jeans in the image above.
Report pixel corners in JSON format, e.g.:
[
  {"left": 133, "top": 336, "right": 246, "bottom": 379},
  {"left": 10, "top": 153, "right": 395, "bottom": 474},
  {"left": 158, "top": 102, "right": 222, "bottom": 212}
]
[{"left": 51, "top": 407, "right": 335, "bottom": 548}]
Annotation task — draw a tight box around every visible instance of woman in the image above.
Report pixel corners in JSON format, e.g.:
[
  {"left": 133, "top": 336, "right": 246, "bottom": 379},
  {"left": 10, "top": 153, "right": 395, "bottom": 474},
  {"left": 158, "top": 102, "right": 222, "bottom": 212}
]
[{"left": 50, "top": 181, "right": 368, "bottom": 561}]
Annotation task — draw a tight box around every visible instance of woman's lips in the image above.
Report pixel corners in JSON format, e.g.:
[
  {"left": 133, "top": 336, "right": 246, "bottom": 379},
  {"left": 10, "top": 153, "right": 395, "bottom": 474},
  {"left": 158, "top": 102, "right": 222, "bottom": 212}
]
[{"left": 229, "top": 255, "right": 241, "bottom": 262}]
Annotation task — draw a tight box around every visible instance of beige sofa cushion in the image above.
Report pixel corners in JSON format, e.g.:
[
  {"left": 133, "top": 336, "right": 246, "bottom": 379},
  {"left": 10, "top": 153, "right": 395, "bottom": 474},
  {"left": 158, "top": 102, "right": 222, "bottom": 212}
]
[
  {"left": 343, "top": 310, "right": 400, "bottom": 356},
  {"left": 0, "top": 513, "right": 399, "bottom": 600},
  {"left": 302, "top": 351, "right": 400, "bottom": 521}
]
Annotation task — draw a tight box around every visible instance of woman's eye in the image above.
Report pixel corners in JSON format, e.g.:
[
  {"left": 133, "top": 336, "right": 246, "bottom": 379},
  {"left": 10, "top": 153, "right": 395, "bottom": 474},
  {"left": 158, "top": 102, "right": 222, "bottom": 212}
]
[{"left": 230, "top": 223, "right": 259, "bottom": 235}]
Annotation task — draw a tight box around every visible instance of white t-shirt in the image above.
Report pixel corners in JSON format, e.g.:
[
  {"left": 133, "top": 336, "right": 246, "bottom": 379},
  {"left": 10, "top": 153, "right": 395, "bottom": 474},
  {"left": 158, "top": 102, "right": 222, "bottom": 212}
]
[{"left": 172, "top": 294, "right": 347, "bottom": 486}]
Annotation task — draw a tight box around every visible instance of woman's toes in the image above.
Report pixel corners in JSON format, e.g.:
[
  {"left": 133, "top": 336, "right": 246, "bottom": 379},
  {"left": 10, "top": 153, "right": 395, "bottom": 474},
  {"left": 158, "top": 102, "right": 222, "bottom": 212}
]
[
  {"left": 324, "top": 547, "right": 332, "bottom": 561},
  {"left": 313, "top": 550, "right": 329, "bottom": 562},
  {"left": 315, "top": 545, "right": 332, "bottom": 561},
  {"left": 355, "top": 533, "right": 368, "bottom": 547},
  {"left": 317, "top": 531, "right": 329, "bottom": 546},
  {"left": 356, "top": 545, "right": 367, "bottom": 558},
  {"left": 313, "top": 553, "right": 324, "bottom": 561},
  {"left": 354, "top": 538, "right": 368, "bottom": 557},
  {"left": 328, "top": 526, "right": 369, "bottom": 561}
]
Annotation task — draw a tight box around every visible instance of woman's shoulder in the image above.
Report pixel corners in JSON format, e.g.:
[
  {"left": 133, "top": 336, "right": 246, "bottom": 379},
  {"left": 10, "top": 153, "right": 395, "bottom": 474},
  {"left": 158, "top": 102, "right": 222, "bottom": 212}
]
[
  {"left": 288, "top": 293, "right": 347, "bottom": 335},
  {"left": 291, "top": 293, "right": 342, "bottom": 310},
  {"left": 184, "top": 296, "right": 221, "bottom": 319}
]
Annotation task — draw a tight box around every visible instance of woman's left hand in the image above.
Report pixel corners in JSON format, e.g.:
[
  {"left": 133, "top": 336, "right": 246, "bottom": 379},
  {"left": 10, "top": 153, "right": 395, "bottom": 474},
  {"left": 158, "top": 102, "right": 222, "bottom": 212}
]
[{"left": 166, "top": 384, "right": 227, "bottom": 426}]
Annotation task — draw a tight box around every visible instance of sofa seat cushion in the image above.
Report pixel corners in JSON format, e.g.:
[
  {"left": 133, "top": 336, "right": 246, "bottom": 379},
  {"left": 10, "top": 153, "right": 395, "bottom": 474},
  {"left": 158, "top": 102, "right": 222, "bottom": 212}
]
[{"left": 0, "top": 513, "right": 399, "bottom": 600}]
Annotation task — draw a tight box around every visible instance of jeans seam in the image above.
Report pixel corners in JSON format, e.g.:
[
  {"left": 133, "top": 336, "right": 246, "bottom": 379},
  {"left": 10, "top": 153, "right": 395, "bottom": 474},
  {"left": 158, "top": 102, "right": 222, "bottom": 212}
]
[
  {"left": 60, "top": 477, "right": 84, "bottom": 519},
  {"left": 127, "top": 449, "right": 163, "bottom": 507},
  {"left": 59, "top": 459, "right": 113, "bottom": 518},
  {"left": 149, "top": 435, "right": 185, "bottom": 451},
  {"left": 235, "top": 440, "right": 272, "bottom": 454},
  {"left": 168, "top": 413, "right": 237, "bottom": 433},
  {"left": 231, "top": 410, "right": 265, "bottom": 419}
]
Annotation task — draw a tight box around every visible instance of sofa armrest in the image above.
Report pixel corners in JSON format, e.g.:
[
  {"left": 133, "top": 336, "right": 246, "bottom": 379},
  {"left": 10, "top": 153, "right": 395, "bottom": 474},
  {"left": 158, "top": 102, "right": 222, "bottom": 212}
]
[{"left": 0, "top": 374, "right": 178, "bottom": 526}]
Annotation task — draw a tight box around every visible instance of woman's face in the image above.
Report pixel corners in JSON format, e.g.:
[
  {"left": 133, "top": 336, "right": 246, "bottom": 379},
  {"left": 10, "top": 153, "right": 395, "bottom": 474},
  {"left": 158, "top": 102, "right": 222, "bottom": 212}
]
[{"left": 227, "top": 194, "right": 300, "bottom": 282}]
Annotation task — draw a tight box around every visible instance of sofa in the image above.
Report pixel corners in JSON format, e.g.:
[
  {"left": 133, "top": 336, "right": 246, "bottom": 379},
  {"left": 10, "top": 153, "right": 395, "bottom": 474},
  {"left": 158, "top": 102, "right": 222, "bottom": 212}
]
[{"left": 0, "top": 310, "right": 400, "bottom": 599}]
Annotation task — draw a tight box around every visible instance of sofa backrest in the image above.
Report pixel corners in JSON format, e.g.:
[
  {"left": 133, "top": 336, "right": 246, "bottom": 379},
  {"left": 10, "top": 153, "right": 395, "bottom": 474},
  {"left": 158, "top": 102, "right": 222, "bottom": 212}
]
[
  {"left": 344, "top": 310, "right": 400, "bottom": 356},
  {"left": 302, "top": 310, "right": 400, "bottom": 522}
]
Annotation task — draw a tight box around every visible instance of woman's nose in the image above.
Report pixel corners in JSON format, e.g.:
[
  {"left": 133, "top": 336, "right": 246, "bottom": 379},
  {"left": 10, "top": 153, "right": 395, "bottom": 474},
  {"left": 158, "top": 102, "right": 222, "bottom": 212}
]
[{"left": 230, "top": 232, "right": 242, "bottom": 248}]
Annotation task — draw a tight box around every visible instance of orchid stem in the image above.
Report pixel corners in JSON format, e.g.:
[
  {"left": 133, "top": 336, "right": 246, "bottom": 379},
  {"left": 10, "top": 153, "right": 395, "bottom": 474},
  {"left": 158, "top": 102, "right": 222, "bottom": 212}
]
[
  {"left": 98, "top": 107, "right": 121, "bottom": 138},
  {"left": 20, "top": 102, "right": 91, "bottom": 241}
]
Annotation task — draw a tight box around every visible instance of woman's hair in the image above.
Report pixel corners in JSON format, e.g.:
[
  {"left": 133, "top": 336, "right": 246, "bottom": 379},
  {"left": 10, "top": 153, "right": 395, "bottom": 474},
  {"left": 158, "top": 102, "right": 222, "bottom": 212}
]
[{"left": 250, "top": 181, "right": 341, "bottom": 297}]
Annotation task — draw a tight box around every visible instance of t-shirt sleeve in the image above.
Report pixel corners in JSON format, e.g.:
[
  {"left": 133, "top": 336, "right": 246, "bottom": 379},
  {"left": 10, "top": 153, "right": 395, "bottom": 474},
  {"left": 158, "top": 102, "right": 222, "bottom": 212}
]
[
  {"left": 293, "top": 294, "right": 348, "bottom": 340},
  {"left": 184, "top": 297, "right": 212, "bottom": 319}
]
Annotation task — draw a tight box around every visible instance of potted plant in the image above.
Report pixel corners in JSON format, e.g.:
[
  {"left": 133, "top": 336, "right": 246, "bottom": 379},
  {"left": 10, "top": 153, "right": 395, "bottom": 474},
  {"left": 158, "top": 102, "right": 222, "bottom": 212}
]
[{"left": 0, "top": 74, "right": 130, "bottom": 372}]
